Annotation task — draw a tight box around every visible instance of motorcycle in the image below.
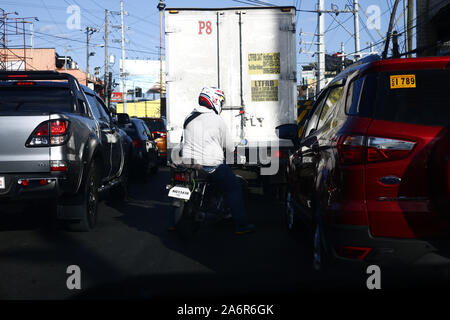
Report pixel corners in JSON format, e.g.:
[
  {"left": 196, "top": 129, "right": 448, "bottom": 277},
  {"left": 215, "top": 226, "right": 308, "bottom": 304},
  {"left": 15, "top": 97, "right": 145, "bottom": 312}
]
[{"left": 166, "top": 162, "right": 247, "bottom": 237}]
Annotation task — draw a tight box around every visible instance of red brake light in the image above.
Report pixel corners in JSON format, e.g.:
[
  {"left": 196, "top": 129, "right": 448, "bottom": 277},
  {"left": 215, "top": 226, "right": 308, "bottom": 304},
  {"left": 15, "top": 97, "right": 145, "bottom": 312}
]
[
  {"left": 153, "top": 131, "right": 167, "bottom": 138},
  {"left": 15, "top": 81, "right": 35, "bottom": 86},
  {"left": 337, "top": 135, "right": 415, "bottom": 165},
  {"left": 8, "top": 75, "right": 28, "bottom": 78},
  {"left": 366, "top": 137, "right": 415, "bottom": 163},
  {"left": 35, "top": 123, "right": 49, "bottom": 136},
  {"left": 175, "top": 172, "right": 189, "bottom": 182},
  {"left": 27, "top": 120, "right": 70, "bottom": 147},
  {"left": 50, "top": 160, "right": 67, "bottom": 172},
  {"left": 50, "top": 120, "right": 68, "bottom": 135},
  {"left": 337, "top": 135, "right": 365, "bottom": 164}
]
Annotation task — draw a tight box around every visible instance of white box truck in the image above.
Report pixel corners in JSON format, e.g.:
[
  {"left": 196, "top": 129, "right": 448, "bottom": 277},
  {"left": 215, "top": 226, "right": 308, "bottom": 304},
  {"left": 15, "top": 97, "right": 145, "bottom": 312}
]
[{"left": 165, "top": 6, "right": 297, "bottom": 192}]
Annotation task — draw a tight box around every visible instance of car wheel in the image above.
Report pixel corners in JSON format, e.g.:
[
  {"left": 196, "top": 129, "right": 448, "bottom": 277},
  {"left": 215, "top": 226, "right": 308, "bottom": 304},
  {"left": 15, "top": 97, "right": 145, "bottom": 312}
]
[{"left": 63, "top": 162, "right": 99, "bottom": 232}]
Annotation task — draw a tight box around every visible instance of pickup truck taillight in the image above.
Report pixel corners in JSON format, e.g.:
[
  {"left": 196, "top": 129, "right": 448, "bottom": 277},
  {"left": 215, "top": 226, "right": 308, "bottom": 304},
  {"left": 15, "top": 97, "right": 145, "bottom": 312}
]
[
  {"left": 337, "top": 135, "right": 416, "bottom": 165},
  {"left": 26, "top": 120, "right": 70, "bottom": 147}
]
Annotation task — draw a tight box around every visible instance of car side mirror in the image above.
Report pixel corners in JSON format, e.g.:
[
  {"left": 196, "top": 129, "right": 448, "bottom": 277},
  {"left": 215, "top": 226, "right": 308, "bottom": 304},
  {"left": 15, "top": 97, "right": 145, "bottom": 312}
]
[
  {"left": 116, "top": 113, "right": 131, "bottom": 125},
  {"left": 276, "top": 124, "right": 300, "bottom": 148}
]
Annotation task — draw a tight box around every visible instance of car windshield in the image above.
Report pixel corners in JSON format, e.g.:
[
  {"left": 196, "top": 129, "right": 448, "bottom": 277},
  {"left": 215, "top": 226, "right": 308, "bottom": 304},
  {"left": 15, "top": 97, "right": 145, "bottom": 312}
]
[
  {"left": 360, "top": 69, "right": 450, "bottom": 126},
  {"left": 0, "top": 86, "right": 72, "bottom": 114},
  {"left": 143, "top": 119, "right": 165, "bottom": 131},
  {"left": 123, "top": 123, "right": 140, "bottom": 140}
]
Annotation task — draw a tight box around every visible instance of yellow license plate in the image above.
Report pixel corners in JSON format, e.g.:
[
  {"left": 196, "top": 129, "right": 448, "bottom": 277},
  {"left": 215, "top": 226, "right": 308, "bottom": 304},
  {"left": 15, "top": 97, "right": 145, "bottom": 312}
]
[{"left": 390, "top": 75, "right": 416, "bottom": 89}]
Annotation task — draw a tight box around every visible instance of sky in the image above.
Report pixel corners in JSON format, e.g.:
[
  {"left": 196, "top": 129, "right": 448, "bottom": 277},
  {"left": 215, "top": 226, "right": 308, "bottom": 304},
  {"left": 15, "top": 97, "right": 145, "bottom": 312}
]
[{"left": 1, "top": 0, "right": 413, "bottom": 83}]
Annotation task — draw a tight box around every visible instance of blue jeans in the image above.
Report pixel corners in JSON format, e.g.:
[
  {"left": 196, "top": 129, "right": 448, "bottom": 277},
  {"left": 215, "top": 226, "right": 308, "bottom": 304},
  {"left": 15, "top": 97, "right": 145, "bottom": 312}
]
[{"left": 205, "top": 164, "right": 247, "bottom": 226}]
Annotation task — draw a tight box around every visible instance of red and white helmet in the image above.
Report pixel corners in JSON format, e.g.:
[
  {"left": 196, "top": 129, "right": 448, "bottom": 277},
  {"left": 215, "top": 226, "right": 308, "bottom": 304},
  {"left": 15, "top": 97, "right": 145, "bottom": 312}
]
[{"left": 198, "top": 87, "right": 225, "bottom": 114}]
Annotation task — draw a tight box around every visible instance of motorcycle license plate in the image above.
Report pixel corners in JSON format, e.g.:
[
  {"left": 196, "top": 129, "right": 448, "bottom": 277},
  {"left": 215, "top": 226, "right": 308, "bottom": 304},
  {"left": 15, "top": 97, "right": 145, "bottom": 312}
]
[{"left": 168, "top": 186, "right": 191, "bottom": 200}]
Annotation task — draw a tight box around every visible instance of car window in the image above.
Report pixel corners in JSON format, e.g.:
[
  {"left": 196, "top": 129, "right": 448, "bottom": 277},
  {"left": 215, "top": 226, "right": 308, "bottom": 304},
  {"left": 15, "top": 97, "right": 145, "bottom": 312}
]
[
  {"left": 141, "top": 122, "right": 153, "bottom": 140},
  {"left": 132, "top": 120, "right": 146, "bottom": 140},
  {"left": 317, "top": 85, "right": 344, "bottom": 130},
  {"left": 124, "top": 123, "right": 139, "bottom": 140},
  {"left": 303, "top": 90, "right": 328, "bottom": 138},
  {"left": 95, "top": 97, "right": 111, "bottom": 121},
  {"left": 0, "top": 87, "right": 73, "bottom": 114},
  {"left": 144, "top": 119, "right": 165, "bottom": 132},
  {"left": 85, "top": 93, "right": 103, "bottom": 121},
  {"left": 77, "top": 98, "right": 89, "bottom": 115},
  {"left": 345, "top": 76, "right": 365, "bottom": 115},
  {"left": 371, "top": 69, "right": 450, "bottom": 126}
]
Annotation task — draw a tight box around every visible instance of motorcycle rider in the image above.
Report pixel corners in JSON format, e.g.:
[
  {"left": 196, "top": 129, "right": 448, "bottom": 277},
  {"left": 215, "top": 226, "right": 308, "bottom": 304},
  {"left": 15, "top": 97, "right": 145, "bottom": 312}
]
[{"left": 171, "top": 87, "right": 254, "bottom": 234}]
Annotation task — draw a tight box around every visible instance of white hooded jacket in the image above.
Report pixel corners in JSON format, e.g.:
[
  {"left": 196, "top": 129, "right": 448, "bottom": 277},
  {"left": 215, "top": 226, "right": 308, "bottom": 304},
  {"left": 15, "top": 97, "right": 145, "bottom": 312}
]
[{"left": 181, "top": 106, "right": 235, "bottom": 166}]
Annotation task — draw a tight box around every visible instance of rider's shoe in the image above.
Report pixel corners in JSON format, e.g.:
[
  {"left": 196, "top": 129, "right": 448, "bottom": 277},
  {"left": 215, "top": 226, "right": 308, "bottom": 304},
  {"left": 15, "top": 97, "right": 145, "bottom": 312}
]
[{"left": 235, "top": 223, "right": 255, "bottom": 235}]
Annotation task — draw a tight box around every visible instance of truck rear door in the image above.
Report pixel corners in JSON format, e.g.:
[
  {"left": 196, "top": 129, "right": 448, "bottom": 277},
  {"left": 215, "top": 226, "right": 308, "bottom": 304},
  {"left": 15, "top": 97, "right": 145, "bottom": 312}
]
[{"left": 165, "top": 7, "right": 297, "bottom": 152}]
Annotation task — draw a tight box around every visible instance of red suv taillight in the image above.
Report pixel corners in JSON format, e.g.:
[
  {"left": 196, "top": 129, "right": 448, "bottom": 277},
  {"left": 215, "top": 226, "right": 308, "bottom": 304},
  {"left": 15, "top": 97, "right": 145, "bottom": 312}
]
[
  {"left": 337, "top": 135, "right": 366, "bottom": 164},
  {"left": 367, "top": 137, "right": 416, "bottom": 162},
  {"left": 27, "top": 120, "right": 70, "bottom": 147},
  {"left": 337, "top": 135, "right": 416, "bottom": 164}
]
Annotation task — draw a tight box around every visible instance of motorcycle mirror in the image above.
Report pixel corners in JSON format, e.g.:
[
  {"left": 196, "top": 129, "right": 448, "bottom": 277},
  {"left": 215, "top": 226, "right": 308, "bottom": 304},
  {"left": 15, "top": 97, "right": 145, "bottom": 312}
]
[{"left": 240, "top": 138, "right": 248, "bottom": 146}]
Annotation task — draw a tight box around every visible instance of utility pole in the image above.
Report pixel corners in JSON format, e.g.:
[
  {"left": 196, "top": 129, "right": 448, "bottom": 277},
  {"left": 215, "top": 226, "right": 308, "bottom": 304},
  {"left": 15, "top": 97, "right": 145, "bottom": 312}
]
[
  {"left": 86, "top": 26, "right": 97, "bottom": 86},
  {"left": 353, "top": 0, "right": 360, "bottom": 60},
  {"left": 120, "top": 0, "right": 127, "bottom": 113},
  {"left": 407, "top": 0, "right": 413, "bottom": 58},
  {"left": 64, "top": 46, "right": 68, "bottom": 71},
  {"left": 111, "top": 5, "right": 127, "bottom": 112},
  {"left": 382, "top": 0, "right": 400, "bottom": 59},
  {"left": 157, "top": 0, "right": 166, "bottom": 103},
  {"left": 403, "top": 0, "right": 408, "bottom": 53},
  {"left": 341, "top": 42, "right": 345, "bottom": 71},
  {"left": 392, "top": 31, "right": 400, "bottom": 58},
  {"left": 317, "top": 0, "right": 325, "bottom": 93},
  {"left": 29, "top": 22, "right": 33, "bottom": 48},
  {"left": 104, "top": 9, "right": 109, "bottom": 106}
]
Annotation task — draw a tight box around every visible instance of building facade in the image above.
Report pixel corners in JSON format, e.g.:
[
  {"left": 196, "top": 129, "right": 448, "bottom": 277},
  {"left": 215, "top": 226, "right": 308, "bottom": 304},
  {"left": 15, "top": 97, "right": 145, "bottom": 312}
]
[
  {"left": 1, "top": 48, "right": 104, "bottom": 93},
  {"left": 416, "top": 0, "right": 450, "bottom": 56}
]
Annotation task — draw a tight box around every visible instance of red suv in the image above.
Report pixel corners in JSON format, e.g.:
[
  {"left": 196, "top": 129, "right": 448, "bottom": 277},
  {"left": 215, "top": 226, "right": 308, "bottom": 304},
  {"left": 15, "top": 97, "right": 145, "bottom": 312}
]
[{"left": 278, "top": 56, "right": 450, "bottom": 270}]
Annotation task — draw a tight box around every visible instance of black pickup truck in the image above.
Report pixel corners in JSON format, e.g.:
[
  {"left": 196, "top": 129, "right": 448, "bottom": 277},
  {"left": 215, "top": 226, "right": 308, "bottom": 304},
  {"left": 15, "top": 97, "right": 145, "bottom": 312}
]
[{"left": 0, "top": 71, "right": 131, "bottom": 231}]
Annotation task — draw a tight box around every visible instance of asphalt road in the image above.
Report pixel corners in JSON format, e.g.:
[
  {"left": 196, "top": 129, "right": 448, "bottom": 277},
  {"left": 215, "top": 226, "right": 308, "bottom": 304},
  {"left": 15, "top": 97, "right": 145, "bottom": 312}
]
[{"left": 0, "top": 167, "right": 448, "bottom": 300}]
